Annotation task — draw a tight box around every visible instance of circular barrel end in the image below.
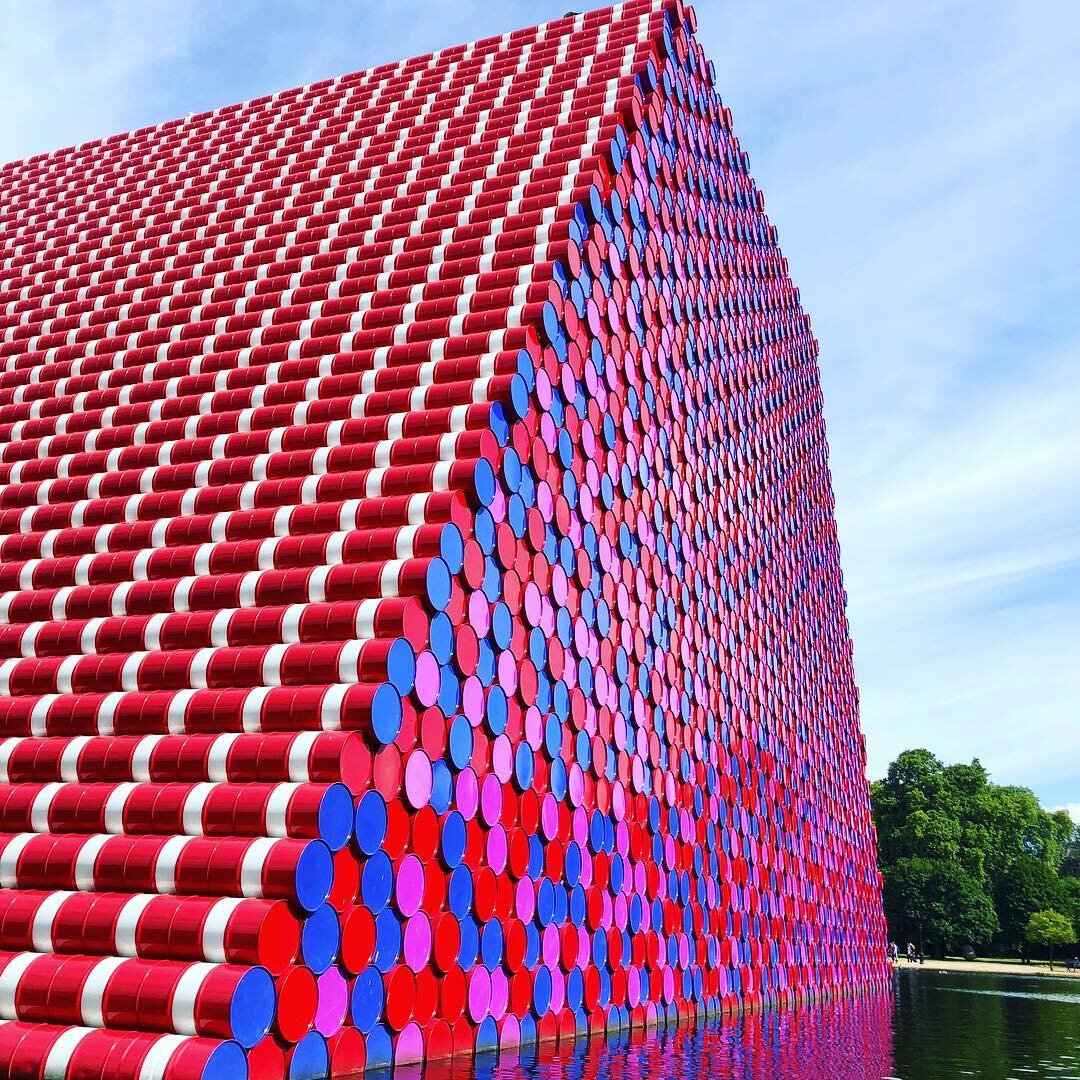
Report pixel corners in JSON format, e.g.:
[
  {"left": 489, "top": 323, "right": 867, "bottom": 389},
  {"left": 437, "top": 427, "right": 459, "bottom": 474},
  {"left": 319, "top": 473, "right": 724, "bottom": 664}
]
[
  {"left": 314, "top": 966, "right": 349, "bottom": 1037},
  {"left": 201, "top": 1041, "right": 249, "bottom": 1080},
  {"left": 336, "top": 734, "right": 370, "bottom": 793},
  {"left": 399, "top": 596, "right": 430, "bottom": 650},
  {"left": 508, "top": 373, "right": 531, "bottom": 421},
  {"left": 488, "top": 401, "right": 511, "bottom": 445},
  {"left": 424, "top": 556, "right": 452, "bottom": 612},
  {"left": 316, "top": 783, "right": 355, "bottom": 853},
  {"left": 286, "top": 1032, "right": 328, "bottom": 1080},
  {"left": 294, "top": 841, "right": 334, "bottom": 913},
  {"left": 403, "top": 749, "right": 433, "bottom": 811},
  {"left": 476, "top": 1015, "right": 500, "bottom": 1056},
  {"left": 258, "top": 901, "right": 301, "bottom": 974},
  {"left": 439, "top": 523, "right": 465, "bottom": 575},
  {"left": 350, "top": 968, "right": 385, "bottom": 1035},
  {"left": 448, "top": 716, "right": 473, "bottom": 772},
  {"left": 276, "top": 966, "right": 318, "bottom": 1045},
  {"left": 300, "top": 903, "right": 341, "bottom": 975},
  {"left": 428, "top": 612, "right": 454, "bottom": 665},
  {"left": 354, "top": 790, "right": 387, "bottom": 857},
  {"left": 471, "top": 459, "right": 497, "bottom": 508},
  {"left": 363, "top": 1026, "right": 394, "bottom": 1072},
  {"left": 541, "top": 299, "right": 562, "bottom": 345},
  {"left": 328, "top": 1027, "right": 366, "bottom": 1077},
  {"left": 369, "top": 683, "right": 402, "bottom": 747},
  {"left": 385, "top": 637, "right": 416, "bottom": 697},
  {"left": 229, "top": 967, "right": 275, "bottom": 1048}
]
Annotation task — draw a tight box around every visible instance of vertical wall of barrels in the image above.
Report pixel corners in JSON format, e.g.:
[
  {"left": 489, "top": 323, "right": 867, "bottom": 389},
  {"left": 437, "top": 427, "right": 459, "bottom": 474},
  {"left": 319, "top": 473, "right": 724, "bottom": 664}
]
[{"left": 0, "top": 2, "right": 887, "bottom": 1078}]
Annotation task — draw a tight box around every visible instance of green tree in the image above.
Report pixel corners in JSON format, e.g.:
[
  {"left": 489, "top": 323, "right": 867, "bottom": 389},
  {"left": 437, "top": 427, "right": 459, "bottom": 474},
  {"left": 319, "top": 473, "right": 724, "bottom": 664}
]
[
  {"left": 977, "top": 786, "right": 1072, "bottom": 882},
  {"left": 1059, "top": 876, "right": 1080, "bottom": 937},
  {"left": 1047, "top": 810, "right": 1076, "bottom": 869},
  {"left": 872, "top": 750, "right": 970, "bottom": 872},
  {"left": 872, "top": 749, "right": 1077, "bottom": 959},
  {"left": 882, "top": 857, "right": 999, "bottom": 957},
  {"left": 1024, "top": 909, "right": 1076, "bottom": 970},
  {"left": 1061, "top": 824, "right": 1080, "bottom": 877},
  {"left": 993, "top": 856, "right": 1066, "bottom": 962}
]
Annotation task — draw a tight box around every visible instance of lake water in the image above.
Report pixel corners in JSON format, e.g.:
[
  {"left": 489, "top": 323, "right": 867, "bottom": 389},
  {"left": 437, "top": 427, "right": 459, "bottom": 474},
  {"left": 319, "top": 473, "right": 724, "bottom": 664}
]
[
  {"left": 890, "top": 969, "right": 1080, "bottom": 1079},
  {"left": 421, "top": 969, "right": 1080, "bottom": 1079}
]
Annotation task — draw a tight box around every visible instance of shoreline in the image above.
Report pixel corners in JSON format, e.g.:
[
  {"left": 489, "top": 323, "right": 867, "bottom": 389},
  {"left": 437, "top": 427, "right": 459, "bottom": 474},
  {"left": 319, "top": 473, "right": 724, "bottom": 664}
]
[{"left": 894, "top": 958, "right": 1080, "bottom": 980}]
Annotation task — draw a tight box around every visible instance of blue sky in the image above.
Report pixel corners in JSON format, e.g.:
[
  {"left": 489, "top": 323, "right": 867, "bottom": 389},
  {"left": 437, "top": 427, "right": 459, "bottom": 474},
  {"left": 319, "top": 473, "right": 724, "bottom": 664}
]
[{"left": 2, "top": 1, "right": 1077, "bottom": 814}]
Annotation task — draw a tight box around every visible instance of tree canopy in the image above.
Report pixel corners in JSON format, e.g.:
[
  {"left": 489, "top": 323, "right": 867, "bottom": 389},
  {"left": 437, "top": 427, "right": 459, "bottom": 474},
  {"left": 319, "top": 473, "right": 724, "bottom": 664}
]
[
  {"left": 1025, "top": 909, "right": 1076, "bottom": 969},
  {"left": 882, "top": 857, "right": 998, "bottom": 951},
  {"left": 994, "top": 857, "right": 1064, "bottom": 949},
  {"left": 1026, "top": 909, "right": 1075, "bottom": 946},
  {"left": 872, "top": 749, "right": 1078, "bottom": 958}
]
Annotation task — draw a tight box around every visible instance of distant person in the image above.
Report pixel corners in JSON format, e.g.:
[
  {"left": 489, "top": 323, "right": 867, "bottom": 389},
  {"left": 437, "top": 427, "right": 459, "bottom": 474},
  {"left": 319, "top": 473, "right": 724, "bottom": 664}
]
[
  {"left": 889, "top": 942, "right": 899, "bottom": 964},
  {"left": 906, "top": 942, "right": 916, "bottom": 965},
  {"left": 1067, "top": 956, "right": 1079, "bottom": 973}
]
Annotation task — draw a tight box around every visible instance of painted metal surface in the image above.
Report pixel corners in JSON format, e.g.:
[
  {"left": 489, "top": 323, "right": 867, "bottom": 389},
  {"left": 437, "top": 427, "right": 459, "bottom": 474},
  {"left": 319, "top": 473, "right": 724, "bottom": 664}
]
[{"left": 0, "top": 2, "right": 886, "bottom": 1076}]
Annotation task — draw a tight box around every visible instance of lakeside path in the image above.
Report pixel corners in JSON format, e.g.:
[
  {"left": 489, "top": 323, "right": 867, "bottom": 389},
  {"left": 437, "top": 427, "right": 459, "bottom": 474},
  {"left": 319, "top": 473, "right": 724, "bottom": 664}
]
[{"left": 895, "top": 958, "right": 1080, "bottom": 979}]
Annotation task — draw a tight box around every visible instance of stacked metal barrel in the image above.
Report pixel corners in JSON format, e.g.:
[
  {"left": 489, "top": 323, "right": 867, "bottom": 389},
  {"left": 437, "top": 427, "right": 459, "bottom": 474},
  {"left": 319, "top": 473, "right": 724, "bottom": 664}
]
[{"left": 0, "top": 1, "right": 887, "bottom": 1076}]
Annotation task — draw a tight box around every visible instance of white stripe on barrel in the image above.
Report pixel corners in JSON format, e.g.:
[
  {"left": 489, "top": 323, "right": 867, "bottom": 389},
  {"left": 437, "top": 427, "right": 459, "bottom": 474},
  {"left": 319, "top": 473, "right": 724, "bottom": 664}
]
[{"left": 171, "top": 962, "right": 216, "bottom": 1035}]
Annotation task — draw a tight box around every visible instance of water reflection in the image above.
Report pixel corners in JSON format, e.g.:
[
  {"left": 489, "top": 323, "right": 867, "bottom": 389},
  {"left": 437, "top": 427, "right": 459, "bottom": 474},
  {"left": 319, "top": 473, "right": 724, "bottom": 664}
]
[
  {"left": 390, "top": 971, "right": 1080, "bottom": 1079},
  {"left": 892, "top": 969, "right": 1080, "bottom": 1079},
  {"left": 418, "top": 992, "right": 895, "bottom": 1080}
]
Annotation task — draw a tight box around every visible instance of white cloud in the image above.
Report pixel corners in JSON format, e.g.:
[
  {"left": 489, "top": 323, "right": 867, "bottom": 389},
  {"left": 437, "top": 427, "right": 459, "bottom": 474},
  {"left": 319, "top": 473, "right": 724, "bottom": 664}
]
[
  {"left": 0, "top": 1, "right": 575, "bottom": 165},
  {"left": 1, "top": 0, "right": 1076, "bottom": 808},
  {"left": 692, "top": 0, "right": 1080, "bottom": 804},
  {"left": 0, "top": 2, "right": 209, "bottom": 163}
]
